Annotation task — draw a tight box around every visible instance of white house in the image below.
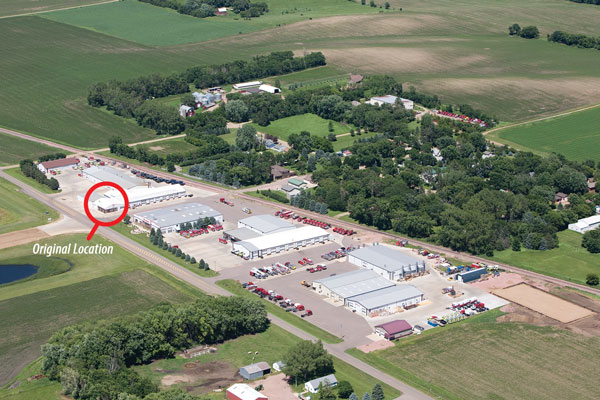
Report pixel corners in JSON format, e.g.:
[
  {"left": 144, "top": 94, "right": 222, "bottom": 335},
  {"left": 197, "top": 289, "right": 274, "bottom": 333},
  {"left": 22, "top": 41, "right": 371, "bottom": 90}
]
[{"left": 305, "top": 374, "right": 338, "bottom": 393}]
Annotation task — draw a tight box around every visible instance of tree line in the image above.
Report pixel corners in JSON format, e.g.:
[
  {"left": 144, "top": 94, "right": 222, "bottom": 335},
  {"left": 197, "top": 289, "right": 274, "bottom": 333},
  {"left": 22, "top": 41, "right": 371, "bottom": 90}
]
[
  {"left": 19, "top": 159, "right": 60, "bottom": 190},
  {"left": 42, "top": 296, "right": 269, "bottom": 399},
  {"left": 88, "top": 51, "right": 326, "bottom": 135},
  {"left": 508, "top": 24, "right": 540, "bottom": 39},
  {"left": 140, "top": 0, "right": 269, "bottom": 19},
  {"left": 548, "top": 30, "right": 600, "bottom": 50},
  {"left": 38, "top": 152, "right": 68, "bottom": 162}
]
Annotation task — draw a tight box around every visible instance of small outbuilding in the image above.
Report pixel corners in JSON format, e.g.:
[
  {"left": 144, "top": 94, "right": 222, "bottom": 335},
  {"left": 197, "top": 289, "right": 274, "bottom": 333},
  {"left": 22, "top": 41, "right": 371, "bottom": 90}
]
[
  {"left": 374, "top": 320, "right": 413, "bottom": 340},
  {"left": 239, "top": 362, "right": 270, "bottom": 380},
  {"left": 259, "top": 84, "right": 281, "bottom": 94},
  {"left": 456, "top": 268, "right": 488, "bottom": 283},
  {"left": 272, "top": 361, "right": 285, "bottom": 372},
  {"left": 226, "top": 383, "right": 267, "bottom": 400},
  {"left": 305, "top": 374, "right": 338, "bottom": 393},
  {"left": 216, "top": 7, "right": 227, "bottom": 15}
]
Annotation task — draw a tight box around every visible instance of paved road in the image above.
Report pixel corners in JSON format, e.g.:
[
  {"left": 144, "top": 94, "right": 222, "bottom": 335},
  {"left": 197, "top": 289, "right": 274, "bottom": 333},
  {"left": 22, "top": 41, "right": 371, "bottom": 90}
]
[{"left": 0, "top": 169, "right": 431, "bottom": 399}]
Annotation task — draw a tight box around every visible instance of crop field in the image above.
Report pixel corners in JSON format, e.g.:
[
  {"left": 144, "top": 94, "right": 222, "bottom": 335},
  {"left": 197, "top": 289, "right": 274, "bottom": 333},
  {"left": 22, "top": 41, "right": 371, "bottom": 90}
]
[
  {"left": 0, "top": 234, "right": 197, "bottom": 385},
  {"left": 349, "top": 312, "right": 600, "bottom": 400},
  {"left": 0, "top": 132, "right": 66, "bottom": 166},
  {"left": 264, "top": 65, "right": 346, "bottom": 87},
  {"left": 487, "top": 105, "right": 600, "bottom": 160},
  {"left": 43, "top": 0, "right": 380, "bottom": 46},
  {"left": 135, "top": 324, "right": 400, "bottom": 399},
  {"left": 491, "top": 230, "right": 600, "bottom": 286},
  {"left": 0, "top": 178, "right": 58, "bottom": 235},
  {"left": 252, "top": 113, "right": 351, "bottom": 141},
  {"left": 0, "top": 0, "right": 108, "bottom": 18}
]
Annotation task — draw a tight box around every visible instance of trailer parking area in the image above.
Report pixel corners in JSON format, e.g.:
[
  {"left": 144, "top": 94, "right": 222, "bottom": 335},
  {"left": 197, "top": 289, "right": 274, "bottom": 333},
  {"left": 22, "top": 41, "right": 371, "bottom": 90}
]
[{"left": 494, "top": 283, "right": 595, "bottom": 323}]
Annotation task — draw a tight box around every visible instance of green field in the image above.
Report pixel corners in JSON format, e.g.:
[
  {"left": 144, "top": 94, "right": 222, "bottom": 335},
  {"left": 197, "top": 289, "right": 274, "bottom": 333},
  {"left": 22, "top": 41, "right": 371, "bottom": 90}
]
[
  {"left": 0, "top": 0, "right": 107, "bottom": 18},
  {"left": 135, "top": 324, "right": 400, "bottom": 400},
  {"left": 252, "top": 113, "right": 351, "bottom": 141},
  {"left": 136, "top": 137, "right": 199, "bottom": 156},
  {"left": 217, "top": 279, "right": 342, "bottom": 344},
  {"left": 3, "top": 167, "right": 60, "bottom": 194},
  {"left": 0, "top": 133, "right": 67, "bottom": 166},
  {"left": 0, "top": 234, "right": 198, "bottom": 386},
  {"left": 264, "top": 65, "right": 347, "bottom": 87},
  {"left": 491, "top": 230, "right": 600, "bottom": 286},
  {"left": 488, "top": 105, "right": 600, "bottom": 160},
  {"left": 332, "top": 131, "right": 381, "bottom": 151},
  {"left": 43, "top": 0, "right": 380, "bottom": 46},
  {"left": 348, "top": 310, "right": 600, "bottom": 400},
  {"left": 111, "top": 222, "right": 219, "bottom": 277},
  {"left": 0, "top": 177, "right": 58, "bottom": 235}
]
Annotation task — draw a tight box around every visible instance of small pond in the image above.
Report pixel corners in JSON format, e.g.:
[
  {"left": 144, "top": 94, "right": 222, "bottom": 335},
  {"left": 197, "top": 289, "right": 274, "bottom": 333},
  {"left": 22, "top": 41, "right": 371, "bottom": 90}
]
[{"left": 0, "top": 264, "right": 39, "bottom": 285}]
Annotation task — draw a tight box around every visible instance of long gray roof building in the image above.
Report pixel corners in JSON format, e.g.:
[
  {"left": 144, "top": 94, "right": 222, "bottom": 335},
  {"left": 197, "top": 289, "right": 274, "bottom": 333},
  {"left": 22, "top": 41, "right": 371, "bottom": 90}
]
[
  {"left": 237, "top": 214, "right": 295, "bottom": 235},
  {"left": 348, "top": 245, "right": 425, "bottom": 280},
  {"left": 347, "top": 285, "right": 424, "bottom": 310},
  {"left": 83, "top": 166, "right": 142, "bottom": 189},
  {"left": 133, "top": 202, "right": 222, "bottom": 232},
  {"left": 314, "top": 269, "right": 395, "bottom": 300}
]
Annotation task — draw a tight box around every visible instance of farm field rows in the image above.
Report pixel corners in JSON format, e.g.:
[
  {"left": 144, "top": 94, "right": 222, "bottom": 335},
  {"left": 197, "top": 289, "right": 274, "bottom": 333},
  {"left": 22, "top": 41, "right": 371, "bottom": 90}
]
[
  {"left": 0, "top": 0, "right": 109, "bottom": 18},
  {"left": 252, "top": 113, "right": 352, "bottom": 141},
  {"left": 0, "top": 178, "right": 58, "bottom": 235},
  {"left": 491, "top": 230, "right": 600, "bottom": 286},
  {"left": 348, "top": 311, "right": 600, "bottom": 400},
  {"left": 42, "top": 0, "right": 381, "bottom": 46},
  {"left": 0, "top": 132, "right": 66, "bottom": 166},
  {"left": 0, "top": 234, "right": 198, "bottom": 386},
  {"left": 488, "top": 105, "right": 600, "bottom": 160}
]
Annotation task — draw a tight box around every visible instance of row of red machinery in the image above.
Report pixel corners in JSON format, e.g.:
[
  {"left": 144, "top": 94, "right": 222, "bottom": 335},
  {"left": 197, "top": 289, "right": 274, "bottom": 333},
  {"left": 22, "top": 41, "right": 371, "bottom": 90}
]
[
  {"left": 275, "top": 210, "right": 355, "bottom": 235},
  {"left": 242, "top": 281, "right": 313, "bottom": 317},
  {"left": 179, "top": 224, "right": 223, "bottom": 238},
  {"left": 332, "top": 227, "right": 355, "bottom": 236},
  {"left": 434, "top": 110, "right": 488, "bottom": 127}
]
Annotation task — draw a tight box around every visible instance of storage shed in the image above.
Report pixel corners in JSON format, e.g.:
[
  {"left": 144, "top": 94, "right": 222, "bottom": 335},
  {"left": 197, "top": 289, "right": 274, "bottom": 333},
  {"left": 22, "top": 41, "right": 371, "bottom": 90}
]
[
  {"left": 239, "top": 362, "right": 270, "bottom": 380},
  {"left": 259, "top": 84, "right": 281, "bottom": 94},
  {"left": 305, "top": 374, "right": 338, "bottom": 393},
  {"left": 226, "top": 383, "right": 267, "bottom": 400},
  {"left": 456, "top": 268, "right": 488, "bottom": 283},
  {"left": 374, "top": 320, "right": 413, "bottom": 340}
]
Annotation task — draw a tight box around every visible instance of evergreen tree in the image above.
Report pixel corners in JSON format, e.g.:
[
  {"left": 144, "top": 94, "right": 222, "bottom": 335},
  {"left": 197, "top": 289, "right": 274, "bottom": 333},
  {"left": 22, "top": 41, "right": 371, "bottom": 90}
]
[
  {"left": 371, "top": 383, "right": 384, "bottom": 400},
  {"left": 185, "top": 254, "right": 191, "bottom": 262},
  {"left": 362, "top": 393, "right": 371, "bottom": 400},
  {"left": 176, "top": 248, "right": 182, "bottom": 257},
  {"left": 190, "top": 257, "right": 197, "bottom": 264},
  {"left": 349, "top": 394, "right": 359, "bottom": 400}
]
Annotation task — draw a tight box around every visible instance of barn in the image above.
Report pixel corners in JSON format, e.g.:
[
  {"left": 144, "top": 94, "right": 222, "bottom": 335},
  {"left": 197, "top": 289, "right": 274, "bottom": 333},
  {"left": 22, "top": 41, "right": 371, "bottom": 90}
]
[
  {"left": 226, "top": 383, "right": 267, "bottom": 400},
  {"left": 239, "top": 362, "right": 270, "bottom": 380},
  {"left": 374, "top": 320, "right": 413, "bottom": 340},
  {"left": 259, "top": 84, "right": 281, "bottom": 94}
]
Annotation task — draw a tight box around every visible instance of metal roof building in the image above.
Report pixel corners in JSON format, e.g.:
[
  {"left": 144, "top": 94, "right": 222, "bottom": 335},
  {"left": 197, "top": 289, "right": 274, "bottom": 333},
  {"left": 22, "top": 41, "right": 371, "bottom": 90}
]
[
  {"left": 38, "top": 157, "right": 80, "bottom": 173},
  {"left": 232, "top": 226, "right": 331, "bottom": 260},
  {"left": 133, "top": 202, "right": 222, "bottom": 233},
  {"left": 348, "top": 245, "right": 425, "bottom": 281},
  {"left": 224, "top": 227, "right": 262, "bottom": 241},
  {"left": 239, "top": 362, "right": 270, "bottom": 380},
  {"left": 313, "top": 269, "right": 395, "bottom": 302},
  {"left": 83, "top": 166, "right": 142, "bottom": 190},
  {"left": 237, "top": 214, "right": 295, "bottom": 235},
  {"left": 305, "top": 374, "right": 338, "bottom": 393},
  {"left": 346, "top": 285, "right": 424, "bottom": 316},
  {"left": 93, "top": 185, "right": 186, "bottom": 213},
  {"left": 374, "top": 320, "right": 413, "bottom": 340},
  {"left": 456, "top": 268, "right": 488, "bottom": 283},
  {"left": 226, "top": 384, "right": 267, "bottom": 400},
  {"left": 568, "top": 215, "right": 600, "bottom": 233}
]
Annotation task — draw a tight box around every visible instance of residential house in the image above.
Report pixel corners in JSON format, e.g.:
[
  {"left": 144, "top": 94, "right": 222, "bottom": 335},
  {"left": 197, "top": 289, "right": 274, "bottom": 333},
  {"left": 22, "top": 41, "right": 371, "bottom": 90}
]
[
  {"left": 270, "top": 165, "right": 295, "bottom": 180},
  {"left": 555, "top": 192, "right": 569, "bottom": 205}
]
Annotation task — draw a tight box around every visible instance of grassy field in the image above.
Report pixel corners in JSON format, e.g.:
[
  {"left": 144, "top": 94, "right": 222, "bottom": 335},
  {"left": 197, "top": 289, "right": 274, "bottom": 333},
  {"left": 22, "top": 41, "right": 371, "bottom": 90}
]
[
  {"left": 0, "top": 233, "right": 199, "bottom": 386},
  {"left": 487, "top": 105, "right": 600, "bottom": 160},
  {"left": 0, "top": 132, "right": 67, "bottom": 166},
  {"left": 348, "top": 311, "right": 600, "bottom": 400},
  {"left": 217, "top": 279, "right": 342, "bottom": 344},
  {"left": 111, "top": 222, "right": 219, "bottom": 277},
  {"left": 332, "top": 131, "right": 380, "bottom": 151},
  {"left": 491, "top": 230, "right": 600, "bottom": 286},
  {"left": 43, "top": 0, "right": 381, "bottom": 46},
  {"left": 135, "top": 324, "right": 400, "bottom": 400},
  {"left": 0, "top": 0, "right": 108, "bottom": 17},
  {"left": 135, "top": 137, "right": 199, "bottom": 157},
  {"left": 264, "top": 65, "right": 347, "bottom": 87},
  {"left": 3, "top": 167, "right": 60, "bottom": 194},
  {"left": 0, "top": 178, "right": 58, "bottom": 235},
  {"left": 253, "top": 113, "right": 351, "bottom": 141}
]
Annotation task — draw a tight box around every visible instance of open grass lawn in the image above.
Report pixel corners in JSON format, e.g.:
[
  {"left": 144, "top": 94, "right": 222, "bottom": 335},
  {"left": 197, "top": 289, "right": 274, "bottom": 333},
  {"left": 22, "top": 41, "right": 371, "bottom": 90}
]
[
  {"left": 135, "top": 324, "right": 400, "bottom": 399},
  {"left": 43, "top": 0, "right": 380, "bottom": 46},
  {"left": 3, "top": 167, "right": 60, "bottom": 194},
  {"left": 488, "top": 105, "right": 600, "bottom": 161},
  {"left": 491, "top": 230, "right": 600, "bottom": 286},
  {"left": 0, "top": 0, "right": 107, "bottom": 17},
  {"left": 348, "top": 310, "right": 600, "bottom": 400},
  {"left": 0, "top": 133, "right": 66, "bottom": 166},
  {"left": 332, "top": 131, "right": 381, "bottom": 151},
  {"left": 217, "top": 279, "right": 342, "bottom": 344},
  {"left": 0, "top": 233, "right": 198, "bottom": 386},
  {"left": 0, "top": 178, "right": 58, "bottom": 235},
  {"left": 252, "top": 113, "right": 351, "bottom": 141},
  {"left": 111, "top": 223, "right": 219, "bottom": 277},
  {"left": 136, "top": 137, "right": 199, "bottom": 157}
]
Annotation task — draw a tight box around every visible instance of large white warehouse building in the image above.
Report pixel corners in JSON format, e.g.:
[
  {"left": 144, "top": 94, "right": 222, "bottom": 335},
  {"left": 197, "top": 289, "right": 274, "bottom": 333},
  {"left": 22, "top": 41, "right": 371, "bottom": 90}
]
[
  {"left": 348, "top": 245, "right": 425, "bottom": 281},
  {"left": 93, "top": 185, "right": 186, "bottom": 213},
  {"left": 232, "top": 225, "right": 331, "bottom": 259},
  {"left": 313, "top": 269, "right": 395, "bottom": 303},
  {"left": 568, "top": 215, "right": 600, "bottom": 233},
  {"left": 237, "top": 214, "right": 295, "bottom": 235},
  {"left": 346, "top": 285, "right": 424, "bottom": 316},
  {"left": 133, "top": 202, "right": 222, "bottom": 233}
]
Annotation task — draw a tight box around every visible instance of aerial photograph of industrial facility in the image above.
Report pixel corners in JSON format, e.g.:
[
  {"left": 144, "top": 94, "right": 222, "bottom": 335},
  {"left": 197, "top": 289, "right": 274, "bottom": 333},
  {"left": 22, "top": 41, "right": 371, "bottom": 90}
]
[{"left": 0, "top": 1, "right": 599, "bottom": 400}]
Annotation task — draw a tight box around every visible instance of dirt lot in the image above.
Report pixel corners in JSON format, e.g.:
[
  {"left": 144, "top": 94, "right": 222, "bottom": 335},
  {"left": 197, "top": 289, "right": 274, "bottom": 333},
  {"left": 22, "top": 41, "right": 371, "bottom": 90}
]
[
  {"left": 0, "top": 227, "right": 48, "bottom": 250},
  {"left": 159, "top": 360, "right": 239, "bottom": 395},
  {"left": 253, "top": 373, "right": 296, "bottom": 400},
  {"left": 470, "top": 272, "right": 524, "bottom": 291},
  {"left": 494, "top": 283, "right": 595, "bottom": 323}
]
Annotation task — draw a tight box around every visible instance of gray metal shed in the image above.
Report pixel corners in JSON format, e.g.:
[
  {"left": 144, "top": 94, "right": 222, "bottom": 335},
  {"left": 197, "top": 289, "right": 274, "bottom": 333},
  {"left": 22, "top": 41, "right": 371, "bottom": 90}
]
[{"left": 239, "top": 361, "right": 270, "bottom": 380}]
